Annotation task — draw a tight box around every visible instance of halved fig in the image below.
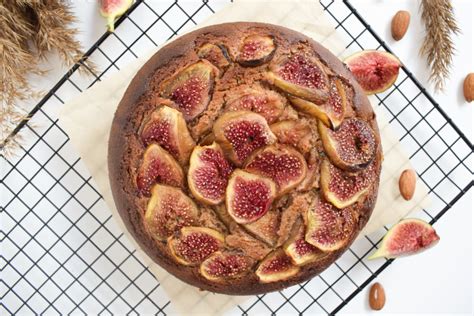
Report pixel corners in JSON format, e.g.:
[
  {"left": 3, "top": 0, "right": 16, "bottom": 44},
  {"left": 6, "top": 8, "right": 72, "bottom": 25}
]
[
  {"left": 197, "top": 43, "right": 231, "bottom": 70},
  {"left": 320, "top": 158, "right": 376, "bottom": 208},
  {"left": 255, "top": 249, "right": 300, "bottom": 283},
  {"left": 267, "top": 54, "right": 329, "bottom": 104},
  {"left": 318, "top": 118, "right": 376, "bottom": 171},
  {"left": 244, "top": 145, "right": 307, "bottom": 195},
  {"left": 290, "top": 77, "right": 347, "bottom": 129},
  {"left": 188, "top": 142, "right": 234, "bottom": 205},
  {"left": 368, "top": 219, "right": 440, "bottom": 259},
  {"left": 144, "top": 185, "right": 199, "bottom": 241},
  {"left": 284, "top": 223, "right": 327, "bottom": 265},
  {"left": 140, "top": 106, "right": 195, "bottom": 165},
  {"left": 168, "top": 226, "right": 224, "bottom": 266},
  {"left": 344, "top": 50, "right": 400, "bottom": 95},
  {"left": 213, "top": 111, "right": 276, "bottom": 166},
  {"left": 160, "top": 60, "right": 218, "bottom": 121},
  {"left": 225, "top": 169, "right": 277, "bottom": 224},
  {"left": 136, "top": 144, "right": 184, "bottom": 195},
  {"left": 200, "top": 251, "right": 253, "bottom": 281},
  {"left": 236, "top": 35, "right": 276, "bottom": 67},
  {"left": 270, "top": 120, "right": 313, "bottom": 152},
  {"left": 226, "top": 86, "right": 285, "bottom": 123},
  {"left": 305, "top": 196, "right": 356, "bottom": 252}
]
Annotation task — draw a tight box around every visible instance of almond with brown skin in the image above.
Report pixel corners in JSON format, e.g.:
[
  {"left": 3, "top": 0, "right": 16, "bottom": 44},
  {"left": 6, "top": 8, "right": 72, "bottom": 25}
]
[
  {"left": 369, "top": 282, "right": 386, "bottom": 310},
  {"left": 399, "top": 169, "right": 416, "bottom": 201},
  {"left": 391, "top": 10, "right": 410, "bottom": 41},
  {"left": 464, "top": 73, "right": 474, "bottom": 102}
]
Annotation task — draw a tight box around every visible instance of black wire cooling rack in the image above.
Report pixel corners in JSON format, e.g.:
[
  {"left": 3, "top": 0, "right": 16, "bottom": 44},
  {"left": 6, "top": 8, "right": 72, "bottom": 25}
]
[{"left": 1, "top": 0, "right": 473, "bottom": 314}]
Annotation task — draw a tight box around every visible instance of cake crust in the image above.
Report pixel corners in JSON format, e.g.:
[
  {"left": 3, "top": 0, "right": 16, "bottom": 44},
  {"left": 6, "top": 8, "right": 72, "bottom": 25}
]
[{"left": 108, "top": 22, "right": 382, "bottom": 295}]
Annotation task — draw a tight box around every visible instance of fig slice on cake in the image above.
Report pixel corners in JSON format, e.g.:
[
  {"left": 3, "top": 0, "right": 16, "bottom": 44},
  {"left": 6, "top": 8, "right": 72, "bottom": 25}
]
[
  {"left": 267, "top": 53, "right": 329, "bottom": 104},
  {"left": 140, "top": 105, "right": 195, "bottom": 165},
  {"left": 318, "top": 118, "right": 376, "bottom": 171},
  {"left": 344, "top": 50, "right": 401, "bottom": 95},
  {"left": 160, "top": 60, "right": 218, "bottom": 121},
  {"left": 305, "top": 196, "right": 356, "bottom": 252},
  {"left": 225, "top": 86, "right": 286, "bottom": 124},
  {"left": 197, "top": 43, "right": 231, "bottom": 71},
  {"left": 368, "top": 219, "right": 440, "bottom": 259},
  {"left": 188, "top": 142, "right": 234, "bottom": 205},
  {"left": 168, "top": 226, "right": 225, "bottom": 266},
  {"left": 213, "top": 111, "right": 276, "bottom": 166},
  {"left": 289, "top": 77, "right": 347, "bottom": 129},
  {"left": 144, "top": 185, "right": 199, "bottom": 241},
  {"left": 244, "top": 145, "right": 307, "bottom": 195},
  {"left": 200, "top": 251, "right": 254, "bottom": 281},
  {"left": 284, "top": 222, "right": 328, "bottom": 266},
  {"left": 225, "top": 169, "right": 277, "bottom": 224},
  {"left": 136, "top": 144, "right": 184, "bottom": 196},
  {"left": 270, "top": 120, "right": 313, "bottom": 152},
  {"left": 320, "top": 158, "right": 376, "bottom": 209},
  {"left": 236, "top": 35, "right": 276, "bottom": 67},
  {"left": 255, "top": 249, "right": 300, "bottom": 283}
]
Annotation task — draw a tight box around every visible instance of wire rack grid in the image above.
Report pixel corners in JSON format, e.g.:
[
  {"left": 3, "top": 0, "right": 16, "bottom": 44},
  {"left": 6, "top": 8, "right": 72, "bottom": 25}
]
[{"left": 1, "top": 0, "right": 472, "bottom": 315}]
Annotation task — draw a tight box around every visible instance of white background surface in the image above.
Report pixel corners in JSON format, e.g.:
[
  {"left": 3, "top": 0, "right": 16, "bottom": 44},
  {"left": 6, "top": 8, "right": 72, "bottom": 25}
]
[{"left": 13, "top": 0, "right": 473, "bottom": 314}]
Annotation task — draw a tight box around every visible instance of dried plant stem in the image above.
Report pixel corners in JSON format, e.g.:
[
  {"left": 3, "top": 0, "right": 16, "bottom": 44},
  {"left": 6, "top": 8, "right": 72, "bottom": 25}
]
[
  {"left": 420, "top": 0, "right": 460, "bottom": 92},
  {"left": 1, "top": 0, "right": 95, "bottom": 158}
]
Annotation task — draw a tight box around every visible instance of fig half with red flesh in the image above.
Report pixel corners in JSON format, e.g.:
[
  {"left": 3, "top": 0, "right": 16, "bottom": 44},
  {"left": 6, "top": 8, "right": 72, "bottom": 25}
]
[
  {"left": 160, "top": 60, "right": 218, "bottom": 121},
  {"left": 305, "top": 196, "right": 356, "bottom": 252},
  {"left": 140, "top": 106, "right": 195, "bottom": 165},
  {"left": 225, "top": 169, "right": 277, "bottom": 224},
  {"left": 200, "top": 251, "right": 253, "bottom": 281},
  {"left": 255, "top": 249, "right": 300, "bottom": 283},
  {"left": 136, "top": 144, "right": 184, "bottom": 196},
  {"left": 368, "top": 219, "right": 440, "bottom": 259},
  {"left": 284, "top": 223, "right": 327, "bottom": 266},
  {"left": 226, "top": 86, "right": 286, "bottom": 124},
  {"left": 268, "top": 54, "right": 329, "bottom": 104},
  {"left": 197, "top": 43, "right": 231, "bottom": 70},
  {"left": 318, "top": 118, "right": 376, "bottom": 171},
  {"left": 344, "top": 50, "right": 400, "bottom": 95},
  {"left": 188, "top": 142, "right": 234, "bottom": 205},
  {"left": 237, "top": 35, "right": 276, "bottom": 67},
  {"left": 213, "top": 111, "right": 277, "bottom": 166},
  {"left": 320, "top": 158, "right": 376, "bottom": 209},
  {"left": 290, "top": 77, "right": 347, "bottom": 129},
  {"left": 168, "top": 226, "right": 225, "bottom": 266},
  {"left": 244, "top": 145, "right": 307, "bottom": 195},
  {"left": 144, "top": 185, "right": 199, "bottom": 241}
]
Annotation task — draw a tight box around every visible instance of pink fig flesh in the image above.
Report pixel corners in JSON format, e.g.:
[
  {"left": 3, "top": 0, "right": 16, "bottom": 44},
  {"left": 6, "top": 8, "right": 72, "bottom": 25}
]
[
  {"left": 345, "top": 50, "right": 400, "bottom": 95},
  {"left": 144, "top": 185, "right": 199, "bottom": 241},
  {"left": 318, "top": 118, "right": 376, "bottom": 171},
  {"left": 245, "top": 145, "right": 307, "bottom": 195},
  {"left": 368, "top": 219, "right": 440, "bottom": 259},
  {"left": 188, "top": 142, "right": 234, "bottom": 205},
  {"left": 168, "top": 227, "right": 224, "bottom": 266},
  {"left": 225, "top": 169, "right": 277, "bottom": 224},
  {"left": 237, "top": 35, "right": 276, "bottom": 66},
  {"left": 255, "top": 249, "right": 300, "bottom": 283},
  {"left": 320, "top": 158, "right": 376, "bottom": 208},
  {"left": 136, "top": 144, "right": 184, "bottom": 195},
  {"left": 306, "top": 196, "right": 356, "bottom": 252},
  {"left": 200, "top": 251, "right": 252, "bottom": 281}
]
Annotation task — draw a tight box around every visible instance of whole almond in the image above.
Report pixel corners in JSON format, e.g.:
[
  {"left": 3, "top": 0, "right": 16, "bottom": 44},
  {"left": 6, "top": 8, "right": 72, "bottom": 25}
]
[
  {"left": 391, "top": 10, "right": 410, "bottom": 41},
  {"left": 399, "top": 169, "right": 416, "bottom": 200},
  {"left": 463, "top": 73, "right": 474, "bottom": 102},
  {"left": 369, "top": 282, "right": 386, "bottom": 310}
]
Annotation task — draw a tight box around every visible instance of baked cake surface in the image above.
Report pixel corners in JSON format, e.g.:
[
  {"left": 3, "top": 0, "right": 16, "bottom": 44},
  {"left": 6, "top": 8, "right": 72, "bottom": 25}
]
[{"left": 108, "top": 22, "right": 382, "bottom": 295}]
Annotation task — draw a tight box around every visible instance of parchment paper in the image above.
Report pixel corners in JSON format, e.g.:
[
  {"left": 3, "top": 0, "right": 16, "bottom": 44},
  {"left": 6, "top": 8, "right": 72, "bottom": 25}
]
[{"left": 59, "top": 0, "right": 430, "bottom": 314}]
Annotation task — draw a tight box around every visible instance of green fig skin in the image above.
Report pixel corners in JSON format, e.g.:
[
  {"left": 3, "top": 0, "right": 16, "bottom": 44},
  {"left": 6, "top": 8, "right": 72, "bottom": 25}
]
[
  {"left": 99, "top": 0, "right": 133, "bottom": 32},
  {"left": 368, "top": 218, "right": 440, "bottom": 259}
]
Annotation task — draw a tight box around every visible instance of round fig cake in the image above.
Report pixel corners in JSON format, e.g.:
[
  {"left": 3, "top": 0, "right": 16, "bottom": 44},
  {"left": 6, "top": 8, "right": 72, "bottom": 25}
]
[{"left": 108, "top": 22, "right": 382, "bottom": 295}]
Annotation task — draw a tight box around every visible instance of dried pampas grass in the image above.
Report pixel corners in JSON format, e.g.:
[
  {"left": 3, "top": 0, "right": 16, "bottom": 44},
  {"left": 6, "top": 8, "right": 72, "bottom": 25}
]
[{"left": 1, "top": 0, "right": 94, "bottom": 158}]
